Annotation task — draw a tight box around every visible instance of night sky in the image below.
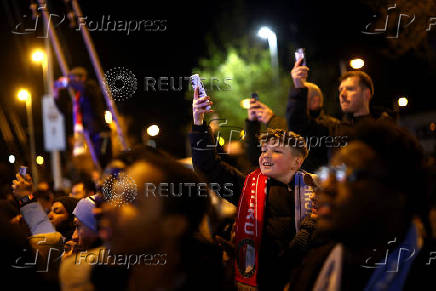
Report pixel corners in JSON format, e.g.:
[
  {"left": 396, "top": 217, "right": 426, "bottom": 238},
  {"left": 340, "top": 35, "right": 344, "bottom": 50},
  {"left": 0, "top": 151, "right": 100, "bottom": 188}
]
[{"left": 1, "top": 0, "right": 435, "bottom": 169}]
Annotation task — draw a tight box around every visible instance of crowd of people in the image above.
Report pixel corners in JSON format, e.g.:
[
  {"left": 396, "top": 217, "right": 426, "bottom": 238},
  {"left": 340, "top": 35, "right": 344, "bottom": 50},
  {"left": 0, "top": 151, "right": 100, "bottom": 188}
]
[{"left": 1, "top": 59, "right": 435, "bottom": 291}]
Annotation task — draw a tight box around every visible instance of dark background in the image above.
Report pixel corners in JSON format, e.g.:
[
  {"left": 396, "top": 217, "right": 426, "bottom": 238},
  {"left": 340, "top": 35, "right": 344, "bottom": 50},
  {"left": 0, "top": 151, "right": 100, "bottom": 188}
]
[{"left": 1, "top": 0, "right": 435, "bottom": 169}]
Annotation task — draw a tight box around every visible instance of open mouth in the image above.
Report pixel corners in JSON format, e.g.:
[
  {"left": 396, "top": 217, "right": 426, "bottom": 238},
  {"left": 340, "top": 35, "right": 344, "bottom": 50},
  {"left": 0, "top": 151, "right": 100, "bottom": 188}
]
[{"left": 262, "top": 162, "right": 273, "bottom": 167}]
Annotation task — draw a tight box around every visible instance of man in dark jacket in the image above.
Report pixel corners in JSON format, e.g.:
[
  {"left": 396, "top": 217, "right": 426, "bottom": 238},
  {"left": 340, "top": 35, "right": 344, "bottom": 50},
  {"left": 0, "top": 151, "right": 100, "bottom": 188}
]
[
  {"left": 54, "top": 67, "right": 111, "bottom": 168},
  {"left": 287, "top": 60, "right": 383, "bottom": 170},
  {"left": 190, "top": 88, "right": 317, "bottom": 291},
  {"left": 288, "top": 121, "right": 436, "bottom": 291}
]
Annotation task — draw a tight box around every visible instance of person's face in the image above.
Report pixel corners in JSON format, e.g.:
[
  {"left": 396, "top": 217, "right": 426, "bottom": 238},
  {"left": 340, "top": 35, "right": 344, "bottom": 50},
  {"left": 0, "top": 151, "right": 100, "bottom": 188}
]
[
  {"left": 338, "top": 77, "right": 368, "bottom": 113},
  {"left": 316, "top": 142, "right": 397, "bottom": 244},
  {"left": 308, "top": 92, "right": 322, "bottom": 111},
  {"left": 259, "top": 140, "right": 302, "bottom": 183},
  {"left": 70, "top": 183, "right": 86, "bottom": 199},
  {"left": 48, "top": 202, "right": 69, "bottom": 228},
  {"left": 101, "top": 162, "right": 172, "bottom": 254},
  {"left": 73, "top": 217, "right": 98, "bottom": 249}
]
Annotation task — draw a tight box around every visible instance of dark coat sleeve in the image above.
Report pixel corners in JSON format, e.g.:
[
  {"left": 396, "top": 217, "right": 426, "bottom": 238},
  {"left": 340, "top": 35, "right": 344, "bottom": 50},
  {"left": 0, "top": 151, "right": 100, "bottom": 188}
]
[
  {"left": 286, "top": 87, "right": 311, "bottom": 134},
  {"left": 244, "top": 119, "right": 261, "bottom": 167},
  {"left": 189, "top": 122, "right": 246, "bottom": 206}
]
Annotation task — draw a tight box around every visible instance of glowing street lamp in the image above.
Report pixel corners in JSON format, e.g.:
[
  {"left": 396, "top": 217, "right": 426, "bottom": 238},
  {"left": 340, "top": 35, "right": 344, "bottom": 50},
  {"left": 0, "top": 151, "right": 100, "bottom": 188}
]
[
  {"left": 31, "top": 49, "right": 46, "bottom": 64},
  {"left": 398, "top": 97, "right": 408, "bottom": 107},
  {"left": 257, "top": 26, "right": 278, "bottom": 82},
  {"left": 349, "top": 58, "right": 365, "bottom": 69},
  {"left": 17, "top": 88, "right": 31, "bottom": 101},
  {"left": 36, "top": 155, "right": 44, "bottom": 165},
  {"left": 147, "top": 124, "right": 160, "bottom": 137},
  {"left": 9, "top": 155, "right": 15, "bottom": 164},
  {"left": 17, "top": 88, "right": 38, "bottom": 183}
]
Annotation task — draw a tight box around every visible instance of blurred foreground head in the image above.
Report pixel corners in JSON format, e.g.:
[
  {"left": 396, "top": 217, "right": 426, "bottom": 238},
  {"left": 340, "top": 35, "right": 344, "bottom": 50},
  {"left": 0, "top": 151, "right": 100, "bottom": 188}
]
[
  {"left": 101, "top": 147, "right": 209, "bottom": 254},
  {"left": 317, "top": 120, "right": 426, "bottom": 247}
]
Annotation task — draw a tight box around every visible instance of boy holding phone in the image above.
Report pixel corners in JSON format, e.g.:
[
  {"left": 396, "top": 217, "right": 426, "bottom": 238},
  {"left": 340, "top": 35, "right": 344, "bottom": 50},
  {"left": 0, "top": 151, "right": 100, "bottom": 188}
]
[{"left": 190, "top": 86, "right": 317, "bottom": 290}]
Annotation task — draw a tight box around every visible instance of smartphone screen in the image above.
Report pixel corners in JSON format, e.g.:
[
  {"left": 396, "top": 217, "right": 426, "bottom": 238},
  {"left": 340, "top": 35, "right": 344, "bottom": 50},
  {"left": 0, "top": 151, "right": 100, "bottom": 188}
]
[{"left": 295, "top": 48, "right": 306, "bottom": 66}]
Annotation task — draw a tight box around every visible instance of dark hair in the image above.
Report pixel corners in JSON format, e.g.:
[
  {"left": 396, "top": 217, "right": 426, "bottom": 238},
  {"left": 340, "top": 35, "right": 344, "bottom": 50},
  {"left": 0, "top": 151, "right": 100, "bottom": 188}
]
[
  {"left": 72, "top": 174, "right": 96, "bottom": 194},
  {"left": 351, "top": 120, "right": 429, "bottom": 230},
  {"left": 258, "top": 128, "right": 309, "bottom": 159},
  {"left": 339, "top": 71, "right": 374, "bottom": 96},
  {"left": 52, "top": 196, "right": 79, "bottom": 241},
  {"left": 112, "top": 146, "right": 210, "bottom": 234}
]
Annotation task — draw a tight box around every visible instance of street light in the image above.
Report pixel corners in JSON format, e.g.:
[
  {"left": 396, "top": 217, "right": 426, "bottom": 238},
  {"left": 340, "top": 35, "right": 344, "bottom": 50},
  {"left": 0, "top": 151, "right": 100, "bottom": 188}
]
[
  {"left": 17, "top": 88, "right": 31, "bottom": 101},
  {"left": 349, "top": 58, "right": 365, "bottom": 69},
  {"left": 398, "top": 97, "right": 408, "bottom": 107},
  {"left": 17, "top": 88, "right": 38, "bottom": 184},
  {"left": 36, "top": 155, "right": 44, "bottom": 165},
  {"left": 9, "top": 155, "right": 15, "bottom": 164},
  {"left": 31, "top": 49, "right": 46, "bottom": 64},
  {"left": 257, "top": 26, "right": 278, "bottom": 82},
  {"left": 147, "top": 124, "right": 160, "bottom": 137}
]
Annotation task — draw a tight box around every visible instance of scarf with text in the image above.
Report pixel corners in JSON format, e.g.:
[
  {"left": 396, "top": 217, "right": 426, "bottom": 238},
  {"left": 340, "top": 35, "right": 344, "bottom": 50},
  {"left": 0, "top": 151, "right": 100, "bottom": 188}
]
[{"left": 234, "top": 168, "right": 315, "bottom": 289}]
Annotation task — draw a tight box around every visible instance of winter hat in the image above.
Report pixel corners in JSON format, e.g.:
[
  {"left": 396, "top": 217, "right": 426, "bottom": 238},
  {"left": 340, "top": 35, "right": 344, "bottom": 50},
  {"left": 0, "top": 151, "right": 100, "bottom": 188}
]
[{"left": 72, "top": 195, "right": 97, "bottom": 232}]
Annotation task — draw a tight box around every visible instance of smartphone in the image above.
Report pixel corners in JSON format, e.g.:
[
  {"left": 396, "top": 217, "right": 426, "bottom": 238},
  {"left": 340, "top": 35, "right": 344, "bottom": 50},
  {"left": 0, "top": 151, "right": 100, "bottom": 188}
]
[
  {"left": 191, "top": 74, "right": 210, "bottom": 110},
  {"left": 295, "top": 48, "right": 306, "bottom": 66},
  {"left": 19, "top": 166, "right": 28, "bottom": 177}
]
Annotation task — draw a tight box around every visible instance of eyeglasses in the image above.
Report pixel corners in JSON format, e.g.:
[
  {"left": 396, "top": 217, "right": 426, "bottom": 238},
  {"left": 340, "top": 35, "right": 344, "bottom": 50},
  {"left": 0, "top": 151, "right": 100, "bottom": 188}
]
[
  {"left": 316, "top": 164, "right": 347, "bottom": 183},
  {"left": 315, "top": 163, "right": 383, "bottom": 184}
]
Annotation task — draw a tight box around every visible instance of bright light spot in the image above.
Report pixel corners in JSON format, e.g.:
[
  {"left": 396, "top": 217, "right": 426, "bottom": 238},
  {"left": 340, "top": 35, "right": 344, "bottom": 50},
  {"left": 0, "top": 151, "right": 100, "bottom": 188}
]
[
  {"left": 349, "top": 58, "right": 364, "bottom": 69},
  {"left": 398, "top": 97, "right": 408, "bottom": 107},
  {"left": 31, "top": 49, "right": 45, "bottom": 63},
  {"left": 258, "top": 26, "right": 275, "bottom": 39},
  {"left": 240, "top": 98, "right": 251, "bottom": 109},
  {"left": 240, "top": 130, "right": 245, "bottom": 140},
  {"left": 17, "top": 88, "right": 31, "bottom": 101},
  {"left": 8, "top": 155, "right": 15, "bottom": 164},
  {"left": 218, "top": 136, "right": 225, "bottom": 146},
  {"left": 147, "top": 124, "right": 159, "bottom": 137},
  {"left": 430, "top": 122, "right": 436, "bottom": 132},
  {"left": 36, "top": 156, "right": 44, "bottom": 165},
  {"left": 105, "top": 110, "right": 112, "bottom": 124}
]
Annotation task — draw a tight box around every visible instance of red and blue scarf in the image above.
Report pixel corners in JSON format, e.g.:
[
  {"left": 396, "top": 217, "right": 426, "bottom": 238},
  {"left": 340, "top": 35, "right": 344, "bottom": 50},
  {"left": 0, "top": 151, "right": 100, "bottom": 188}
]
[{"left": 234, "top": 168, "right": 315, "bottom": 288}]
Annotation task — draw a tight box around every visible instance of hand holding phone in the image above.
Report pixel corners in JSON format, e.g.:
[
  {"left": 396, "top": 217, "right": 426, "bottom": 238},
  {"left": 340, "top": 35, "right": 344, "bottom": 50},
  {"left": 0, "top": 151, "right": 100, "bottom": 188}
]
[
  {"left": 291, "top": 49, "right": 309, "bottom": 88},
  {"left": 294, "top": 48, "right": 306, "bottom": 67},
  {"left": 191, "top": 74, "right": 213, "bottom": 125},
  {"left": 12, "top": 167, "right": 33, "bottom": 199}
]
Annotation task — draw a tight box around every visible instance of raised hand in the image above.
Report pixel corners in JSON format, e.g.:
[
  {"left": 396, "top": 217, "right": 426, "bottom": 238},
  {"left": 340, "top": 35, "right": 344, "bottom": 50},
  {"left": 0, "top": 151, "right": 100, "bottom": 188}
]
[
  {"left": 192, "top": 87, "right": 213, "bottom": 125},
  {"left": 291, "top": 58, "right": 309, "bottom": 88},
  {"left": 250, "top": 100, "right": 273, "bottom": 124},
  {"left": 12, "top": 173, "right": 33, "bottom": 199}
]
